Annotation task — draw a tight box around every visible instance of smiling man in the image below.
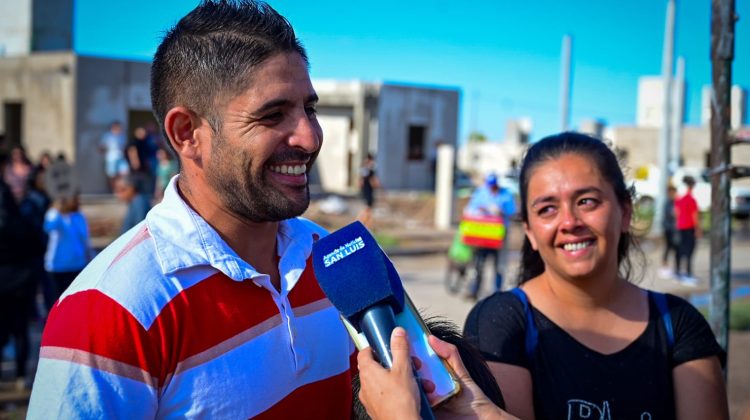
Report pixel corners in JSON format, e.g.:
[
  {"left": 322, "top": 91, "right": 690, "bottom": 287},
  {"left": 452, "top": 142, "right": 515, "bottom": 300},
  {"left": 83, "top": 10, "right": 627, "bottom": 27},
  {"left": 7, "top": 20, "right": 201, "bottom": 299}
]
[{"left": 28, "top": 1, "right": 356, "bottom": 418}]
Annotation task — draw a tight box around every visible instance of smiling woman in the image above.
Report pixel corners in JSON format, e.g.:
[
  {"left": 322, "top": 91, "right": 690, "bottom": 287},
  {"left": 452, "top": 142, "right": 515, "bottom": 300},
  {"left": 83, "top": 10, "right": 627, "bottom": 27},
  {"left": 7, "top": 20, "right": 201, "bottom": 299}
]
[{"left": 464, "top": 132, "right": 729, "bottom": 420}]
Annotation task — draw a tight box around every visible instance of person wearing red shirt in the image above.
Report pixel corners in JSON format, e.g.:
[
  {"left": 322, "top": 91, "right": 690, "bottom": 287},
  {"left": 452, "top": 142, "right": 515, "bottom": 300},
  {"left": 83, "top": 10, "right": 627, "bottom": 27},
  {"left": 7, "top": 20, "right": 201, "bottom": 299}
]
[{"left": 674, "top": 176, "right": 702, "bottom": 285}]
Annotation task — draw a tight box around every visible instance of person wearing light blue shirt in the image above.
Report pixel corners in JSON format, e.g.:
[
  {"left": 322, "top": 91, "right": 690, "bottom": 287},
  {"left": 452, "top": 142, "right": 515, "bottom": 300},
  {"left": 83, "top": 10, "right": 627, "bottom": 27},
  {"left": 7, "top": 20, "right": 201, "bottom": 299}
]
[
  {"left": 44, "top": 196, "right": 90, "bottom": 303},
  {"left": 464, "top": 174, "right": 517, "bottom": 299}
]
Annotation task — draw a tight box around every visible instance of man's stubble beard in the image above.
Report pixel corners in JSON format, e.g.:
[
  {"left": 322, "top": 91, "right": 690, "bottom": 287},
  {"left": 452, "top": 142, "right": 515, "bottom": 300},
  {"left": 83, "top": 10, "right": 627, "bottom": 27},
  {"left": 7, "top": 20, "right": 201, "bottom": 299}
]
[{"left": 205, "top": 133, "right": 312, "bottom": 223}]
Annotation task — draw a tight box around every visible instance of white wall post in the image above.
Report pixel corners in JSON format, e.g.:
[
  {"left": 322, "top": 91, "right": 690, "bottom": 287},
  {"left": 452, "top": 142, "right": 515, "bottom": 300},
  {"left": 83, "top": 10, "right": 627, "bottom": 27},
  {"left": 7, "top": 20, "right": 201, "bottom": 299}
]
[{"left": 434, "top": 144, "right": 455, "bottom": 230}]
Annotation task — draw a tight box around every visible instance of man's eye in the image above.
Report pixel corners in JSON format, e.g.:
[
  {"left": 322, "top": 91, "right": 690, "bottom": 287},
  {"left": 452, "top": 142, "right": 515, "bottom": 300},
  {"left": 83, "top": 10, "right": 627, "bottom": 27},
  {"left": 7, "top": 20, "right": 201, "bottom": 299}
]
[
  {"left": 305, "top": 106, "right": 318, "bottom": 117},
  {"left": 262, "top": 112, "right": 283, "bottom": 122}
]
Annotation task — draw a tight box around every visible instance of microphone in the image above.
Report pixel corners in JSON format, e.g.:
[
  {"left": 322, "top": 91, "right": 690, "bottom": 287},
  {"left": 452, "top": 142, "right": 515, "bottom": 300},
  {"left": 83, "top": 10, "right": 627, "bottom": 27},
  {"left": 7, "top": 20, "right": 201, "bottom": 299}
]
[{"left": 312, "top": 221, "right": 435, "bottom": 419}]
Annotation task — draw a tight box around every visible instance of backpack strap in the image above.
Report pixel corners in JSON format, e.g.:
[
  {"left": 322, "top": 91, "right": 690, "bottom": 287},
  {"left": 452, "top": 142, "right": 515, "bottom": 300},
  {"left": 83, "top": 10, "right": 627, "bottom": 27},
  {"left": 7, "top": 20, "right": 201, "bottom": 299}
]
[
  {"left": 510, "top": 288, "right": 538, "bottom": 360},
  {"left": 650, "top": 290, "right": 675, "bottom": 350}
]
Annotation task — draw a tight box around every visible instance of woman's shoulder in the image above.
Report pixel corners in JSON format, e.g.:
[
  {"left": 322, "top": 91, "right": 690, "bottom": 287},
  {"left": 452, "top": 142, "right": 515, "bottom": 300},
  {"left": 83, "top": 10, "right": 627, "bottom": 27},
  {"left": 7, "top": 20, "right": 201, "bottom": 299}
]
[
  {"left": 646, "top": 290, "right": 705, "bottom": 329},
  {"left": 658, "top": 292, "right": 726, "bottom": 367},
  {"left": 464, "top": 290, "right": 530, "bottom": 365},
  {"left": 465, "top": 290, "right": 527, "bottom": 334},
  {"left": 662, "top": 292, "right": 702, "bottom": 316},
  {"left": 471, "top": 290, "right": 526, "bottom": 316}
]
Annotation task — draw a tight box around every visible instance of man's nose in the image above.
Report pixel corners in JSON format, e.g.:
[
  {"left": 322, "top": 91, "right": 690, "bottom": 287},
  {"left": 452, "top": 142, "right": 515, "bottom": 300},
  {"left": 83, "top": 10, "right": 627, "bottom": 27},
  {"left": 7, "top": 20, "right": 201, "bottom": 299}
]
[{"left": 288, "top": 113, "right": 321, "bottom": 153}]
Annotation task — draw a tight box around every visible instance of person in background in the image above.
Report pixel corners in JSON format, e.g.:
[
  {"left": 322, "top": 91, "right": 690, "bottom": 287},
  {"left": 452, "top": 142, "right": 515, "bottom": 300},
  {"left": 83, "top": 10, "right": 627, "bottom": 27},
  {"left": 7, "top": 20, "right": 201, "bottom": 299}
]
[
  {"left": 28, "top": 1, "right": 354, "bottom": 418},
  {"left": 19, "top": 161, "right": 51, "bottom": 322},
  {"left": 99, "top": 121, "right": 128, "bottom": 191},
  {"left": 0, "top": 173, "right": 43, "bottom": 391},
  {"left": 659, "top": 184, "right": 679, "bottom": 279},
  {"left": 674, "top": 175, "right": 701, "bottom": 286},
  {"left": 464, "top": 132, "right": 727, "bottom": 419},
  {"left": 31, "top": 151, "right": 53, "bottom": 194},
  {"left": 126, "top": 126, "right": 155, "bottom": 197},
  {"left": 145, "top": 121, "right": 163, "bottom": 174},
  {"left": 463, "top": 173, "right": 517, "bottom": 299},
  {"left": 113, "top": 175, "right": 151, "bottom": 234},
  {"left": 153, "top": 147, "right": 178, "bottom": 202},
  {"left": 358, "top": 153, "right": 381, "bottom": 228},
  {"left": 43, "top": 194, "right": 90, "bottom": 306},
  {"left": 3, "top": 145, "right": 33, "bottom": 203}
]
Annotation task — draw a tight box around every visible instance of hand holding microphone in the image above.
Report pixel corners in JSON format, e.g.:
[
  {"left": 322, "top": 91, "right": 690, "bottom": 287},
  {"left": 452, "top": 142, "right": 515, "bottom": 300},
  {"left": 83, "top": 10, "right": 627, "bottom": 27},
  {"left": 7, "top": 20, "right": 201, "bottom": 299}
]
[
  {"left": 312, "top": 221, "right": 448, "bottom": 419},
  {"left": 358, "top": 327, "right": 519, "bottom": 420},
  {"left": 357, "top": 327, "right": 421, "bottom": 420}
]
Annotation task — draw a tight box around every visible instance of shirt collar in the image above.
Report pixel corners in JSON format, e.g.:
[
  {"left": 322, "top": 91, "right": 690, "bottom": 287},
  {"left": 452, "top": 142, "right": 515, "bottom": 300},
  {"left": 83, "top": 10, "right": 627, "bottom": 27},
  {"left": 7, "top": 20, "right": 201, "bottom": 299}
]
[{"left": 146, "top": 176, "right": 315, "bottom": 290}]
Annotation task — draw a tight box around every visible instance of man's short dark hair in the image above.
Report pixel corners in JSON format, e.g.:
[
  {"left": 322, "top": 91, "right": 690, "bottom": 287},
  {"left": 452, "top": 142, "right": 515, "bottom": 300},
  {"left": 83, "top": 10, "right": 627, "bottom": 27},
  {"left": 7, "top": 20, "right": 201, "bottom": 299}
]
[{"left": 150, "top": 0, "right": 308, "bottom": 149}]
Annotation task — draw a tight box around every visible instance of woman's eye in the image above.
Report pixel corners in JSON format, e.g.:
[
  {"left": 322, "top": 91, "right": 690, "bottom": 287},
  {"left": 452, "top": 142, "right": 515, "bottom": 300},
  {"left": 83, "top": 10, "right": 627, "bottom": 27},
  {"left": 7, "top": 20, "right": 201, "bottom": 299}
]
[
  {"left": 305, "top": 106, "right": 318, "bottom": 117},
  {"left": 537, "top": 206, "right": 555, "bottom": 216},
  {"left": 579, "top": 197, "right": 599, "bottom": 207}
]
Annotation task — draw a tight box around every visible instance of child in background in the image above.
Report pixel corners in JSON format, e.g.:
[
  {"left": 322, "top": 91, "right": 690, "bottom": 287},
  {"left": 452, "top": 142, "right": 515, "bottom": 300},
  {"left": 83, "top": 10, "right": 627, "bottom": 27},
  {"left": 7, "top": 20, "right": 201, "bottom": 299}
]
[
  {"left": 154, "top": 147, "right": 178, "bottom": 202},
  {"left": 44, "top": 194, "right": 90, "bottom": 304}
]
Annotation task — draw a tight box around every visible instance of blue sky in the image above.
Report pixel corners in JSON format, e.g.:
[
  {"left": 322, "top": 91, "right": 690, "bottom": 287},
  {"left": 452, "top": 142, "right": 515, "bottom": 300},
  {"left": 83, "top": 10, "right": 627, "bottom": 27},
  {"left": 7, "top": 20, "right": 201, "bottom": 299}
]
[{"left": 75, "top": 0, "right": 749, "bottom": 142}]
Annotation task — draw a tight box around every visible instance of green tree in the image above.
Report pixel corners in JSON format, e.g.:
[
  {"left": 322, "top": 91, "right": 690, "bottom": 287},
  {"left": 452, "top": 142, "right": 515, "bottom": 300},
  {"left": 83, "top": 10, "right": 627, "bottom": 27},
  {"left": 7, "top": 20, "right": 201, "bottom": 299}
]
[{"left": 468, "top": 131, "right": 487, "bottom": 143}]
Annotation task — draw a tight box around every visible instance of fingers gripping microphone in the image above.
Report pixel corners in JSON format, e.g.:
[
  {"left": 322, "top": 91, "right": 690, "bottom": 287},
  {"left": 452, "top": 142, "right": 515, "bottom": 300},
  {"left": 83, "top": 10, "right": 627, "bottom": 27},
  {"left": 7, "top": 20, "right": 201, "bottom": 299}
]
[{"left": 312, "top": 221, "right": 435, "bottom": 419}]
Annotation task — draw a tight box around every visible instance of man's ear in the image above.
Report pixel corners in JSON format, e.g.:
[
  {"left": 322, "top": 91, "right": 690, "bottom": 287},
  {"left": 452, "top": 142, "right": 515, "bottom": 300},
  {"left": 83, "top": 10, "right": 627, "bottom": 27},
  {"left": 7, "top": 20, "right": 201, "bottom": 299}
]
[{"left": 163, "top": 107, "right": 210, "bottom": 162}]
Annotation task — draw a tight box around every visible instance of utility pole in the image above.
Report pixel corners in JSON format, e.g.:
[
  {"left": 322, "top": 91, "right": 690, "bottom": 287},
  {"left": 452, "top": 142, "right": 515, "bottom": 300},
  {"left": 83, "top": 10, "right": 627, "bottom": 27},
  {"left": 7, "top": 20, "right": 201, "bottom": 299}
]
[
  {"left": 559, "top": 35, "right": 572, "bottom": 132},
  {"left": 709, "top": 0, "right": 735, "bottom": 357},
  {"left": 654, "top": 0, "right": 675, "bottom": 237},
  {"left": 670, "top": 56, "right": 685, "bottom": 172}
]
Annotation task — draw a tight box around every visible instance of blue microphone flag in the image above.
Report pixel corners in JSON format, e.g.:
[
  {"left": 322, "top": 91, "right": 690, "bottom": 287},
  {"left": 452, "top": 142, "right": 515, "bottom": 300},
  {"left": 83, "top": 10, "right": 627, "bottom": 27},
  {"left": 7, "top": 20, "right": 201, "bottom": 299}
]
[{"left": 312, "top": 221, "right": 405, "bottom": 322}]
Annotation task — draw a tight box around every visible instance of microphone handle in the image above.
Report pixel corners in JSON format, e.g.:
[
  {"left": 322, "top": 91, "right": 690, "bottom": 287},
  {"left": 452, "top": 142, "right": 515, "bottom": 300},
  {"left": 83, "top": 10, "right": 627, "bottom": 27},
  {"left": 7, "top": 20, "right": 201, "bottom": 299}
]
[{"left": 359, "top": 305, "right": 435, "bottom": 420}]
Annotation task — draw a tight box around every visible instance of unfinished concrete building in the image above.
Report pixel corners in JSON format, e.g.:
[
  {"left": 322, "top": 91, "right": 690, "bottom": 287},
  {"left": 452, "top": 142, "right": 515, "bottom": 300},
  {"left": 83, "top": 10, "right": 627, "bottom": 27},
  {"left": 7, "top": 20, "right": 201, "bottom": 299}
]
[
  {"left": 314, "top": 81, "right": 459, "bottom": 193},
  {"left": 0, "top": 0, "right": 154, "bottom": 194}
]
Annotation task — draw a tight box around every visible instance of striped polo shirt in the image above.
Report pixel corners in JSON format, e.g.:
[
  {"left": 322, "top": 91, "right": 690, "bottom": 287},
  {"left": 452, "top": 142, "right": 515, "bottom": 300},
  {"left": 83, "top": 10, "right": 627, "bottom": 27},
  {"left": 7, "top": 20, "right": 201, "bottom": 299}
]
[{"left": 28, "top": 178, "right": 355, "bottom": 419}]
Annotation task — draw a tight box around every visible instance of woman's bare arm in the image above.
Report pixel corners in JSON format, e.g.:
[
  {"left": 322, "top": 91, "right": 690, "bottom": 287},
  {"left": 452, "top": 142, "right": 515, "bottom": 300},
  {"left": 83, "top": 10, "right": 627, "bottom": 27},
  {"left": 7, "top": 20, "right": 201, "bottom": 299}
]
[
  {"left": 487, "top": 361, "right": 535, "bottom": 420},
  {"left": 673, "top": 356, "right": 728, "bottom": 420}
]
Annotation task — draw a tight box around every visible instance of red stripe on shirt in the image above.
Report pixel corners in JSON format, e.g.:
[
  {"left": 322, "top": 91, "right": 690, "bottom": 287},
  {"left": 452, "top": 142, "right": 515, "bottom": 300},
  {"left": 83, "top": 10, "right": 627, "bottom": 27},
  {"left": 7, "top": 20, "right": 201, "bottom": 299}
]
[
  {"left": 287, "top": 256, "right": 328, "bottom": 308},
  {"left": 41, "top": 261, "right": 336, "bottom": 387},
  {"left": 42, "top": 290, "right": 161, "bottom": 378},
  {"left": 150, "top": 272, "right": 282, "bottom": 380},
  {"left": 252, "top": 370, "right": 353, "bottom": 420}
]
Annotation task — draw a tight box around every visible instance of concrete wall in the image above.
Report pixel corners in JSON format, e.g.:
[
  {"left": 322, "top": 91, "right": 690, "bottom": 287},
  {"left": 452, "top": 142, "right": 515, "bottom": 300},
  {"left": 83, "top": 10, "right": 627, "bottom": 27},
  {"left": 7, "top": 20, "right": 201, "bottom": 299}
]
[
  {"left": 314, "top": 80, "right": 387, "bottom": 194},
  {"left": 75, "top": 56, "right": 152, "bottom": 193},
  {"left": 0, "top": 52, "right": 76, "bottom": 161},
  {"left": 610, "top": 126, "right": 661, "bottom": 172},
  {"left": 31, "top": 0, "right": 74, "bottom": 52},
  {"left": 636, "top": 76, "right": 685, "bottom": 128},
  {"left": 457, "top": 140, "right": 526, "bottom": 179},
  {"left": 611, "top": 124, "right": 750, "bottom": 188},
  {"left": 314, "top": 81, "right": 366, "bottom": 193},
  {"left": 316, "top": 106, "right": 356, "bottom": 193},
  {"left": 0, "top": 0, "right": 73, "bottom": 56},
  {"left": 611, "top": 125, "right": 710, "bottom": 171},
  {"left": 0, "top": 0, "right": 33, "bottom": 56},
  {"left": 701, "top": 85, "right": 748, "bottom": 129},
  {"left": 377, "top": 84, "right": 459, "bottom": 190}
]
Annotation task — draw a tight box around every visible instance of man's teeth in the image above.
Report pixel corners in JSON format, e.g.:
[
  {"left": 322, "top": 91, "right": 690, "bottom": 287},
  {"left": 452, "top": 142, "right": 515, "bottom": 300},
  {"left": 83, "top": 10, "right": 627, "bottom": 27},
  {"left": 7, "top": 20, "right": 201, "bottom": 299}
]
[
  {"left": 269, "top": 164, "right": 307, "bottom": 175},
  {"left": 563, "top": 241, "right": 593, "bottom": 251}
]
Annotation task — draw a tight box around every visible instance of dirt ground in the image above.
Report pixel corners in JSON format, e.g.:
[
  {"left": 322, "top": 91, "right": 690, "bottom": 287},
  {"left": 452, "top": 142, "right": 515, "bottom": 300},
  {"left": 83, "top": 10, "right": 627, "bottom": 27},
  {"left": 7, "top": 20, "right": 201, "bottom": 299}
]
[{"left": 728, "top": 331, "right": 750, "bottom": 419}]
